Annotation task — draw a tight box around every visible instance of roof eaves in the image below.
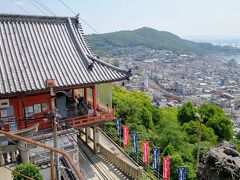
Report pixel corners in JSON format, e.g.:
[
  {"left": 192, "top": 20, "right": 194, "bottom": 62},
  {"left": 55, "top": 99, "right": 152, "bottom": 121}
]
[{"left": 86, "top": 54, "right": 132, "bottom": 76}]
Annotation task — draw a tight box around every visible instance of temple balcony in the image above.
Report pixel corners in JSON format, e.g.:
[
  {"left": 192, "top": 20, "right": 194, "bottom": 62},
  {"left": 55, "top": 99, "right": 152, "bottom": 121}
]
[{"left": 11, "top": 103, "right": 115, "bottom": 131}]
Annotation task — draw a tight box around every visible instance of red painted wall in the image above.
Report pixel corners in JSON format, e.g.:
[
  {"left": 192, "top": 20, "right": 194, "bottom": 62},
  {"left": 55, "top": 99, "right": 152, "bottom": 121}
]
[{"left": 0, "top": 93, "right": 52, "bottom": 131}]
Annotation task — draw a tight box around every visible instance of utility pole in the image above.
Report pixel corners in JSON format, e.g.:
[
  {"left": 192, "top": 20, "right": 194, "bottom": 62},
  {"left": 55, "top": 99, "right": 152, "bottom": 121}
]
[
  {"left": 50, "top": 85, "right": 60, "bottom": 180},
  {"left": 53, "top": 113, "right": 60, "bottom": 180}
]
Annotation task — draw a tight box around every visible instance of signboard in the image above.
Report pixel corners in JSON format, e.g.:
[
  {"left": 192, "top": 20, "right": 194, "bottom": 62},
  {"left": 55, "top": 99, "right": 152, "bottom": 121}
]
[
  {"left": 163, "top": 156, "right": 171, "bottom": 180},
  {"left": 34, "top": 104, "right": 41, "bottom": 113},
  {"left": 178, "top": 166, "right": 186, "bottom": 180},
  {"left": 9, "top": 121, "right": 17, "bottom": 132},
  {"left": 142, "top": 141, "right": 149, "bottom": 164},
  {"left": 132, "top": 133, "right": 138, "bottom": 153},
  {"left": 25, "top": 106, "right": 34, "bottom": 118},
  {"left": 0, "top": 106, "right": 14, "bottom": 118},
  {"left": 152, "top": 147, "right": 159, "bottom": 170},
  {"left": 0, "top": 109, "right": 7, "bottom": 117},
  {"left": 123, "top": 126, "right": 129, "bottom": 146},
  {"left": 116, "top": 118, "right": 121, "bottom": 136},
  {"left": 0, "top": 99, "right": 9, "bottom": 108},
  {"left": 42, "top": 103, "right": 49, "bottom": 112}
]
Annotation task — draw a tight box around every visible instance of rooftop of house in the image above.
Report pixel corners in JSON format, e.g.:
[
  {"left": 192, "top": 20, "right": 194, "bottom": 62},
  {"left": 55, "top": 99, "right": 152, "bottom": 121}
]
[{"left": 0, "top": 14, "right": 131, "bottom": 97}]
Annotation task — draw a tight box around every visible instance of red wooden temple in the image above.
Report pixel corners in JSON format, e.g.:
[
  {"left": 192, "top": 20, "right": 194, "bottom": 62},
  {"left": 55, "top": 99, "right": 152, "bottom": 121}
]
[{"left": 0, "top": 14, "right": 131, "bottom": 132}]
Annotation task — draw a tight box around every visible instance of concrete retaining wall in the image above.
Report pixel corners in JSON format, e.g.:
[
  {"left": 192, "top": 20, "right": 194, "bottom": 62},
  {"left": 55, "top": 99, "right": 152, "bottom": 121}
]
[{"left": 99, "top": 144, "right": 143, "bottom": 180}]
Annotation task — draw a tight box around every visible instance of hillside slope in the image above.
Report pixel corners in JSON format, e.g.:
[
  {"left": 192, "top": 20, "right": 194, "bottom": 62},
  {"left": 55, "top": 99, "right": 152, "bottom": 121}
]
[{"left": 86, "top": 27, "right": 238, "bottom": 56}]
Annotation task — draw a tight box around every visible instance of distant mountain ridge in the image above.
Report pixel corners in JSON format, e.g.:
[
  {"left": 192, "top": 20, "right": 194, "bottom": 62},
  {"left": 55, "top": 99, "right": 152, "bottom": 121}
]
[{"left": 86, "top": 27, "right": 239, "bottom": 56}]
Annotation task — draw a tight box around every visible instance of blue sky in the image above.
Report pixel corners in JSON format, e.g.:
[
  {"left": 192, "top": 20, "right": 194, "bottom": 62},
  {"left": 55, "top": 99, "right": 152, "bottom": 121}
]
[{"left": 1, "top": 0, "right": 240, "bottom": 38}]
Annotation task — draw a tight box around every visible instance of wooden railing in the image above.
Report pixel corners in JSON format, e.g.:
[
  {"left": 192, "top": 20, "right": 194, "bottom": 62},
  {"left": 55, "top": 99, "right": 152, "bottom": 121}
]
[
  {"left": 3, "top": 108, "right": 115, "bottom": 131},
  {"left": 64, "top": 109, "right": 115, "bottom": 128}
]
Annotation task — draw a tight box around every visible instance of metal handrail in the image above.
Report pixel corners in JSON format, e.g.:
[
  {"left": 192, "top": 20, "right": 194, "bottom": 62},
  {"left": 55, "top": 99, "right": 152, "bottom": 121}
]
[{"left": 0, "top": 130, "right": 84, "bottom": 180}]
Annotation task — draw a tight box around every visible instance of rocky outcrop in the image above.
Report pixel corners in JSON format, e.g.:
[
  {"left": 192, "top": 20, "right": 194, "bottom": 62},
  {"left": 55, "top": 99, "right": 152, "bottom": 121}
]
[{"left": 197, "top": 142, "right": 240, "bottom": 180}]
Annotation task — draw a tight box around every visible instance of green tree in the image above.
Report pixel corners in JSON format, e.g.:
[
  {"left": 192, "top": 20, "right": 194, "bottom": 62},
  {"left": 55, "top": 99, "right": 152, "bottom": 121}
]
[
  {"left": 206, "top": 114, "right": 233, "bottom": 141},
  {"left": 182, "top": 120, "right": 218, "bottom": 144},
  {"left": 199, "top": 104, "right": 225, "bottom": 123},
  {"left": 198, "top": 104, "right": 233, "bottom": 140},
  {"left": 140, "top": 107, "right": 154, "bottom": 129},
  {"left": 177, "top": 102, "right": 197, "bottom": 125},
  {"left": 12, "top": 163, "right": 43, "bottom": 180},
  {"left": 162, "top": 143, "right": 175, "bottom": 156}
]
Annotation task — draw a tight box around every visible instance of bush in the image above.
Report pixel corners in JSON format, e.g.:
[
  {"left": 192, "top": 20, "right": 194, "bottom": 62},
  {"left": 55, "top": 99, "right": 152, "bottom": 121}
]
[{"left": 12, "top": 163, "right": 43, "bottom": 180}]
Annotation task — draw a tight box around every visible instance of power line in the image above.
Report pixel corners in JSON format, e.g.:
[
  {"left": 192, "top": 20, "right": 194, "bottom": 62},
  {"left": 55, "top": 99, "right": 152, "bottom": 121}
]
[
  {"left": 27, "top": 0, "right": 48, "bottom": 15},
  {"left": 57, "top": 0, "right": 112, "bottom": 46},
  {"left": 57, "top": 0, "right": 97, "bottom": 33},
  {"left": 9, "top": 0, "right": 31, "bottom": 14},
  {"left": 31, "top": 0, "right": 56, "bottom": 16},
  {"left": 57, "top": 121, "right": 116, "bottom": 179},
  {"left": 57, "top": 0, "right": 77, "bottom": 15}
]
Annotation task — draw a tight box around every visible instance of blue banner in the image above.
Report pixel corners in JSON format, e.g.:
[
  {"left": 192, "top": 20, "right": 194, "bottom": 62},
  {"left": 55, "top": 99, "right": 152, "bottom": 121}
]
[
  {"left": 152, "top": 147, "right": 159, "bottom": 170},
  {"left": 178, "top": 166, "right": 186, "bottom": 180},
  {"left": 132, "top": 133, "right": 138, "bottom": 153},
  {"left": 116, "top": 118, "right": 121, "bottom": 136}
]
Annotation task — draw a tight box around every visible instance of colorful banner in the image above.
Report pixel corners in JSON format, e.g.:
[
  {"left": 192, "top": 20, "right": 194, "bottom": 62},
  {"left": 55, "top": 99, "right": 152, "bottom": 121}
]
[
  {"left": 178, "top": 166, "right": 186, "bottom": 180},
  {"left": 152, "top": 147, "right": 159, "bottom": 170},
  {"left": 132, "top": 133, "right": 138, "bottom": 153},
  {"left": 116, "top": 118, "right": 121, "bottom": 136},
  {"left": 142, "top": 141, "right": 149, "bottom": 164},
  {"left": 163, "top": 156, "right": 171, "bottom": 180},
  {"left": 123, "top": 126, "right": 129, "bottom": 146}
]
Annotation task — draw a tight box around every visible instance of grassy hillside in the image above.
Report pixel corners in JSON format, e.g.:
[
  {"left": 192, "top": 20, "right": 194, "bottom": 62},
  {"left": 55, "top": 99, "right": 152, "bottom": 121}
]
[{"left": 86, "top": 27, "right": 238, "bottom": 56}]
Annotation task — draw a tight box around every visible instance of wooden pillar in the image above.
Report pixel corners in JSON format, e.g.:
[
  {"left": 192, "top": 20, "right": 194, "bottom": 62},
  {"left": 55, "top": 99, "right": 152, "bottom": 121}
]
[
  {"left": 86, "top": 127, "right": 91, "bottom": 144},
  {"left": 92, "top": 85, "right": 97, "bottom": 114},
  {"left": 11, "top": 151, "right": 16, "bottom": 162},
  {"left": 93, "top": 126, "right": 100, "bottom": 154},
  {"left": 84, "top": 87, "right": 88, "bottom": 106},
  {"left": 72, "top": 89, "right": 76, "bottom": 100},
  {"left": 17, "top": 97, "right": 24, "bottom": 130}
]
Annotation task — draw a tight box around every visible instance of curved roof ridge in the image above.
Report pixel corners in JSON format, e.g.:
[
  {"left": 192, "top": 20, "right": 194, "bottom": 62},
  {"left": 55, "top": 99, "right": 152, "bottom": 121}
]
[{"left": 86, "top": 54, "right": 131, "bottom": 75}]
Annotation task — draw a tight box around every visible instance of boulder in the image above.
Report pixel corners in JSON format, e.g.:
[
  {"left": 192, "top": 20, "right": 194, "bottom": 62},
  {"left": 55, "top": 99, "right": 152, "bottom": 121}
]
[{"left": 197, "top": 142, "right": 240, "bottom": 180}]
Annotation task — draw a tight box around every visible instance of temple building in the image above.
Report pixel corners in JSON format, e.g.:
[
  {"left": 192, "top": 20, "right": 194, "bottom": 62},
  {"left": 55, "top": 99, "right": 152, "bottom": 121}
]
[{"left": 0, "top": 14, "right": 131, "bottom": 132}]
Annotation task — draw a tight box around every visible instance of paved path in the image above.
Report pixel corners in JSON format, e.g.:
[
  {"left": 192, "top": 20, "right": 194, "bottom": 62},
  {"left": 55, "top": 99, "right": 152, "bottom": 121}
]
[
  {"left": 77, "top": 137, "right": 129, "bottom": 180},
  {"left": 0, "top": 166, "right": 13, "bottom": 180}
]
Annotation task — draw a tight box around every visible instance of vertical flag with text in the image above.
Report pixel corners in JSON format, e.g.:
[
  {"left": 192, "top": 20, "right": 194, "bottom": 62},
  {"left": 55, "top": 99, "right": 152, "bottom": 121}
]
[
  {"left": 163, "top": 156, "right": 171, "bottom": 180},
  {"left": 178, "top": 166, "right": 186, "bottom": 180},
  {"left": 152, "top": 147, "right": 159, "bottom": 170},
  {"left": 142, "top": 140, "right": 149, "bottom": 164},
  {"left": 116, "top": 118, "right": 121, "bottom": 136},
  {"left": 132, "top": 133, "right": 138, "bottom": 153},
  {"left": 123, "top": 126, "right": 129, "bottom": 146}
]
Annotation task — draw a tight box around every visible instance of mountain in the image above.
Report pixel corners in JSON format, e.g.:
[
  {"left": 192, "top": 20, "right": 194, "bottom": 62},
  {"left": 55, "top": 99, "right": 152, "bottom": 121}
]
[{"left": 86, "top": 27, "right": 239, "bottom": 56}]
